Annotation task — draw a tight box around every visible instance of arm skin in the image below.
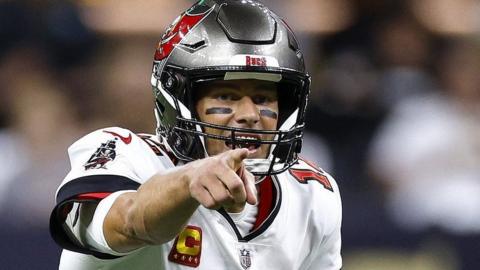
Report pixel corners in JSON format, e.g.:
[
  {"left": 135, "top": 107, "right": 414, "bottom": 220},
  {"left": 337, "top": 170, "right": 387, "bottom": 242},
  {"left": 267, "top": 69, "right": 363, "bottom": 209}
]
[{"left": 103, "top": 148, "right": 257, "bottom": 253}]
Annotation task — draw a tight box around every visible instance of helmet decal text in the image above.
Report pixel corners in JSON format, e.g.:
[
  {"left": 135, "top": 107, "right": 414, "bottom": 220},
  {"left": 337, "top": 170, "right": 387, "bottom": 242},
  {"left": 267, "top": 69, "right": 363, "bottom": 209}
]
[
  {"left": 246, "top": 55, "right": 267, "bottom": 67},
  {"left": 229, "top": 54, "right": 280, "bottom": 67}
]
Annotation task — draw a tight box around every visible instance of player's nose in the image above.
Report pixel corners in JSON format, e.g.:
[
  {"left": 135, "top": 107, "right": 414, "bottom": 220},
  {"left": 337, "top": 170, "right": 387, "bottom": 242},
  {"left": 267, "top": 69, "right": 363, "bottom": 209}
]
[{"left": 234, "top": 96, "right": 260, "bottom": 126}]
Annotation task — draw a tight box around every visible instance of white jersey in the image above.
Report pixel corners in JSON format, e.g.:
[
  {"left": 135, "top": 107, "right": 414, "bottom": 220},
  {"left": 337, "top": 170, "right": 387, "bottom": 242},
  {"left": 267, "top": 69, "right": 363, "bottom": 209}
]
[{"left": 50, "top": 127, "right": 342, "bottom": 270}]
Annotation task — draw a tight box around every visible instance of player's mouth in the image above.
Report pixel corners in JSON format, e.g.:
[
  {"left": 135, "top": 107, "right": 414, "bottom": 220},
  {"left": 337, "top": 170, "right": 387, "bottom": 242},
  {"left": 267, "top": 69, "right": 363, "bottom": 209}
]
[{"left": 225, "top": 134, "right": 262, "bottom": 151}]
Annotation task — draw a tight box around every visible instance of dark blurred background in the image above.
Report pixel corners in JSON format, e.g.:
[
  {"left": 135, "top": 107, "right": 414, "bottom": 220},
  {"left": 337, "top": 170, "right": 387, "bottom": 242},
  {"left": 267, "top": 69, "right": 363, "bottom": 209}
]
[{"left": 1, "top": 0, "right": 479, "bottom": 269}]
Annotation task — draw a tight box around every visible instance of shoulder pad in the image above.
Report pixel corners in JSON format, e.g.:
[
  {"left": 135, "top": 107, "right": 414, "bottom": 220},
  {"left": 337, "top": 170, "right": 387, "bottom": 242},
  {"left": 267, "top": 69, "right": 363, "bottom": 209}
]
[{"left": 291, "top": 157, "right": 325, "bottom": 173}]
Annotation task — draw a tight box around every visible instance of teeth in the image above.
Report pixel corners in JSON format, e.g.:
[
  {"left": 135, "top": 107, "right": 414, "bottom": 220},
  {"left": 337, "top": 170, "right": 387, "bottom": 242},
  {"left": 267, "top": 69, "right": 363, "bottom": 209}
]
[
  {"left": 225, "top": 135, "right": 261, "bottom": 150},
  {"left": 236, "top": 136, "right": 257, "bottom": 140}
]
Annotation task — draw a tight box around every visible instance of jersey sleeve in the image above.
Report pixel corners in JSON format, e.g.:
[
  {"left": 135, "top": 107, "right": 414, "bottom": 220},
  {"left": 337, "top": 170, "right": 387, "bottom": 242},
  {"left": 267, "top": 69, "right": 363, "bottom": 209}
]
[
  {"left": 290, "top": 159, "right": 343, "bottom": 270},
  {"left": 49, "top": 127, "right": 169, "bottom": 259},
  {"left": 307, "top": 173, "right": 342, "bottom": 270}
]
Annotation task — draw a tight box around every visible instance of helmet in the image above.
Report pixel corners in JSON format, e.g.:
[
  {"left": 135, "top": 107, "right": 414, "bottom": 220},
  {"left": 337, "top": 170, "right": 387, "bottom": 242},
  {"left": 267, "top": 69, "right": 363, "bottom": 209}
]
[{"left": 151, "top": 0, "right": 310, "bottom": 176}]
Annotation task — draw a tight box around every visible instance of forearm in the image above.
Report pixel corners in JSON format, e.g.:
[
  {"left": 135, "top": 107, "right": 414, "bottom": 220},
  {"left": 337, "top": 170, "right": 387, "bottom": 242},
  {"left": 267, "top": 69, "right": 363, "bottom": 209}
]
[
  {"left": 102, "top": 149, "right": 255, "bottom": 253},
  {"left": 104, "top": 164, "right": 199, "bottom": 253}
]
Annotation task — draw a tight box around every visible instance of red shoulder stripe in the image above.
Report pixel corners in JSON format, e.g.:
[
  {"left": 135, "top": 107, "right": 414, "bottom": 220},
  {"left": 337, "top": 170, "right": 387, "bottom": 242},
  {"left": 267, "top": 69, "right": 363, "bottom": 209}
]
[{"left": 76, "top": 192, "right": 112, "bottom": 200}]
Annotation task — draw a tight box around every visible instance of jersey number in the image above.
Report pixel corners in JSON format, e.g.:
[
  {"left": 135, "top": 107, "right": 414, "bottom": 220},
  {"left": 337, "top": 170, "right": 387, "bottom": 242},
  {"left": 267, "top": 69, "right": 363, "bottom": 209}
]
[{"left": 289, "top": 169, "right": 333, "bottom": 192}]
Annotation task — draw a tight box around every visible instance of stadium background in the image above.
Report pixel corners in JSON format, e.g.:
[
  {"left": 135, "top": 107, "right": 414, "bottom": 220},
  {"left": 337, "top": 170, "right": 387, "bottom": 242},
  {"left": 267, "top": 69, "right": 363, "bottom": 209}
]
[{"left": 0, "top": 0, "right": 479, "bottom": 269}]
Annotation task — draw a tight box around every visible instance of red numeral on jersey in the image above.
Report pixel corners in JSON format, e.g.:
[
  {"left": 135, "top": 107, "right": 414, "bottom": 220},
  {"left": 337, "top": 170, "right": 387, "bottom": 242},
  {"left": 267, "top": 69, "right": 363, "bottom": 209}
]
[{"left": 289, "top": 169, "right": 333, "bottom": 192}]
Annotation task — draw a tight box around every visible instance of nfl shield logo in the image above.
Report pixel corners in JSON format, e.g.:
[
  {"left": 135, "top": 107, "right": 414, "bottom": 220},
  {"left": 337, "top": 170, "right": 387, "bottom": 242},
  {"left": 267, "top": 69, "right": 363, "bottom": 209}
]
[{"left": 239, "top": 249, "right": 251, "bottom": 269}]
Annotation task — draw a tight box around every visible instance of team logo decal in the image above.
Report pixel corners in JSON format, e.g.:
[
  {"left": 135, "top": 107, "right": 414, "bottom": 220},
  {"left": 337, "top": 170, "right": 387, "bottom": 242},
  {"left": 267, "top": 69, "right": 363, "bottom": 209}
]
[
  {"left": 154, "top": 4, "right": 214, "bottom": 61},
  {"left": 84, "top": 139, "right": 117, "bottom": 170},
  {"left": 239, "top": 249, "right": 252, "bottom": 269},
  {"left": 168, "top": 225, "right": 202, "bottom": 267}
]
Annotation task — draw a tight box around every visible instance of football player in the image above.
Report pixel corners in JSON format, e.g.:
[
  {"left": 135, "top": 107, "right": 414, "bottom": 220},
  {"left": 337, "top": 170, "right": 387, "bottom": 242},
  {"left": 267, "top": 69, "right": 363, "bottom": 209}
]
[{"left": 49, "top": 0, "right": 342, "bottom": 269}]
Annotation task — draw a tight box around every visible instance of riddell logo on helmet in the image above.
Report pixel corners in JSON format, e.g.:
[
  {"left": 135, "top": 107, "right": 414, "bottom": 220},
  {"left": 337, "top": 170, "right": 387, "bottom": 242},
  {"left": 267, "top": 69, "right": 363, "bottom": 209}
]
[{"left": 246, "top": 56, "right": 267, "bottom": 67}]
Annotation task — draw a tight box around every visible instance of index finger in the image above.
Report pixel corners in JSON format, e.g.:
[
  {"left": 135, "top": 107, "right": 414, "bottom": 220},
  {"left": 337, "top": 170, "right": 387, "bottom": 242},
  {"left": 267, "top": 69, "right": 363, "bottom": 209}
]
[{"left": 223, "top": 148, "right": 250, "bottom": 172}]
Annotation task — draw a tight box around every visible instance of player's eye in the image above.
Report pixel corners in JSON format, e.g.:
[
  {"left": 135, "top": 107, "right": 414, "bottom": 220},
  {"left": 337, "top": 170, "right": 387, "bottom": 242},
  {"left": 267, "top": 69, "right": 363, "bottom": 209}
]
[
  {"left": 217, "top": 94, "right": 231, "bottom": 101},
  {"left": 216, "top": 93, "right": 239, "bottom": 101},
  {"left": 252, "top": 95, "right": 269, "bottom": 104}
]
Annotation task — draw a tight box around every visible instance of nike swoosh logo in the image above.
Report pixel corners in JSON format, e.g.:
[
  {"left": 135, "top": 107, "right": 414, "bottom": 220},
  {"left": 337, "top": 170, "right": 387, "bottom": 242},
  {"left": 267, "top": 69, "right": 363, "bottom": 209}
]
[{"left": 103, "top": 130, "right": 132, "bottom": 144}]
